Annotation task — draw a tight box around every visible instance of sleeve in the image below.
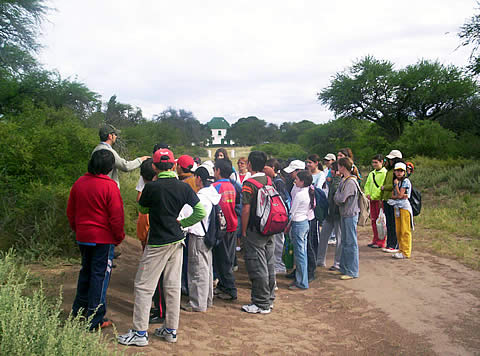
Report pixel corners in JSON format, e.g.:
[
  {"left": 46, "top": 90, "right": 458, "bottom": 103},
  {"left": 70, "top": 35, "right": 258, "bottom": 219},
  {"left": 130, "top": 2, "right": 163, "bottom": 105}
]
[
  {"left": 112, "top": 148, "right": 142, "bottom": 172},
  {"left": 289, "top": 193, "right": 300, "bottom": 218},
  {"left": 402, "top": 179, "right": 412, "bottom": 198},
  {"left": 108, "top": 184, "right": 125, "bottom": 244},
  {"left": 334, "top": 179, "right": 355, "bottom": 205},
  {"left": 242, "top": 181, "right": 255, "bottom": 205},
  {"left": 382, "top": 170, "right": 394, "bottom": 193},
  {"left": 180, "top": 201, "right": 206, "bottom": 228},
  {"left": 66, "top": 185, "right": 76, "bottom": 231},
  {"left": 136, "top": 176, "right": 145, "bottom": 192},
  {"left": 315, "top": 172, "right": 326, "bottom": 190},
  {"left": 364, "top": 172, "right": 373, "bottom": 196}
]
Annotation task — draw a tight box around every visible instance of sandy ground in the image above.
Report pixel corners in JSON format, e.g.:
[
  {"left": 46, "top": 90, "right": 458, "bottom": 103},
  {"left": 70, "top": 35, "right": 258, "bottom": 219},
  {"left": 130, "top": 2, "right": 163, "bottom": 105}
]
[{"left": 47, "top": 226, "right": 480, "bottom": 355}]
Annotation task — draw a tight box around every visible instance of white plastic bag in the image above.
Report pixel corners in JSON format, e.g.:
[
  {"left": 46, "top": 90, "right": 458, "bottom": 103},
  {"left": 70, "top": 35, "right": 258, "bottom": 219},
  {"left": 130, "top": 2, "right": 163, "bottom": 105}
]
[{"left": 376, "top": 208, "right": 387, "bottom": 240}]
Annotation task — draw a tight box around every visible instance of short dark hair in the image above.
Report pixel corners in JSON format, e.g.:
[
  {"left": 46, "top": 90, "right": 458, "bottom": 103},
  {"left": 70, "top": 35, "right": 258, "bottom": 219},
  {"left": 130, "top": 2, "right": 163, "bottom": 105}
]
[
  {"left": 372, "top": 154, "right": 384, "bottom": 162},
  {"left": 248, "top": 151, "right": 267, "bottom": 172},
  {"left": 214, "top": 159, "right": 233, "bottom": 178},
  {"left": 330, "top": 161, "right": 338, "bottom": 172},
  {"left": 296, "top": 169, "right": 313, "bottom": 186},
  {"left": 265, "top": 158, "right": 281, "bottom": 172},
  {"left": 140, "top": 158, "right": 156, "bottom": 182},
  {"left": 154, "top": 160, "right": 174, "bottom": 171},
  {"left": 88, "top": 149, "right": 115, "bottom": 175},
  {"left": 338, "top": 157, "right": 353, "bottom": 172},
  {"left": 194, "top": 166, "right": 212, "bottom": 187}
]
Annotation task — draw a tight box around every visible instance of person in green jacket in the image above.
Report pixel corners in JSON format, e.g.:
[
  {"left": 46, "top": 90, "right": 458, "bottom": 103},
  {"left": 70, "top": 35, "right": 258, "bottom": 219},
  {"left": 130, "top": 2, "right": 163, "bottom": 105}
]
[
  {"left": 380, "top": 150, "right": 403, "bottom": 253},
  {"left": 364, "top": 154, "right": 387, "bottom": 248}
]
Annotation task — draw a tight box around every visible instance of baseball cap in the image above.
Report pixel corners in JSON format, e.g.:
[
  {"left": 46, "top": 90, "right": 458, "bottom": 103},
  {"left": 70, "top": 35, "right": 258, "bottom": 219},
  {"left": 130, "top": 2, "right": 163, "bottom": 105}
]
[
  {"left": 283, "top": 160, "right": 306, "bottom": 173},
  {"left": 176, "top": 155, "right": 195, "bottom": 170},
  {"left": 394, "top": 162, "right": 407, "bottom": 171},
  {"left": 99, "top": 125, "right": 120, "bottom": 138},
  {"left": 386, "top": 150, "right": 402, "bottom": 159},
  {"left": 324, "top": 153, "right": 336, "bottom": 161},
  {"left": 153, "top": 149, "right": 175, "bottom": 163}
]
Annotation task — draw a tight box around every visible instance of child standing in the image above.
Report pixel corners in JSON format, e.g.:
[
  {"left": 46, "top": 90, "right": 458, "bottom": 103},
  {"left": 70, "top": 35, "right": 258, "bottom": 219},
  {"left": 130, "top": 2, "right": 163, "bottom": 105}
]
[
  {"left": 364, "top": 154, "right": 387, "bottom": 248},
  {"left": 387, "top": 162, "right": 414, "bottom": 259},
  {"left": 286, "top": 170, "right": 314, "bottom": 290}
]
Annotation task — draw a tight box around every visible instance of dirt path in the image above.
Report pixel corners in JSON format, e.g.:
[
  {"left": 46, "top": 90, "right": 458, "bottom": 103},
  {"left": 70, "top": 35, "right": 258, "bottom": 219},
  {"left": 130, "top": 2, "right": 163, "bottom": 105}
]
[{"left": 49, "top": 227, "right": 480, "bottom": 355}]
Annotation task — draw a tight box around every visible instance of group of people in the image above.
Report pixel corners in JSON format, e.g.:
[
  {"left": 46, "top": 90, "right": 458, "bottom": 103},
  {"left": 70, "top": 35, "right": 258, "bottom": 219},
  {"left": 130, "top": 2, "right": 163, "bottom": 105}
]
[{"left": 66, "top": 125, "right": 415, "bottom": 347}]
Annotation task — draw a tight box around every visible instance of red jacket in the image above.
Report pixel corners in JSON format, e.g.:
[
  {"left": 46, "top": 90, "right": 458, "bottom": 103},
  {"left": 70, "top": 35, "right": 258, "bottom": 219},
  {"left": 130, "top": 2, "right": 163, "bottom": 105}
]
[
  {"left": 212, "top": 179, "right": 238, "bottom": 232},
  {"left": 67, "top": 173, "right": 125, "bottom": 245}
]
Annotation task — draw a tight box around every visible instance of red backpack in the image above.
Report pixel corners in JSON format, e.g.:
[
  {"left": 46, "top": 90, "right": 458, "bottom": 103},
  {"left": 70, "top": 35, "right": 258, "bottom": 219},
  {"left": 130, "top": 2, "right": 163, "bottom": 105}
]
[{"left": 246, "top": 177, "right": 289, "bottom": 236}]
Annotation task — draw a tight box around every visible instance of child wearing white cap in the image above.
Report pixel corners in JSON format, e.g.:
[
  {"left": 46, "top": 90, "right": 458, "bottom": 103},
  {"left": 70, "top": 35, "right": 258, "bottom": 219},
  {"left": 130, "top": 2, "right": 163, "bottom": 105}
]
[{"left": 387, "top": 162, "right": 414, "bottom": 259}]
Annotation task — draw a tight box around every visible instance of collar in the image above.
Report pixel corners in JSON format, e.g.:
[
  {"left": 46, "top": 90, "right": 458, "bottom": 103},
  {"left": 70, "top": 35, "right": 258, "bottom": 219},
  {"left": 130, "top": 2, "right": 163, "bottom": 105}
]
[
  {"left": 216, "top": 178, "right": 230, "bottom": 182},
  {"left": 99, "top": 142, "right": 112, "bottom": 149},
  {"left": 158, "top": 171, "right": 177, "bottom": 179},
  {"left": 250, "top": 172, "right": 265, "bottom": 178}
]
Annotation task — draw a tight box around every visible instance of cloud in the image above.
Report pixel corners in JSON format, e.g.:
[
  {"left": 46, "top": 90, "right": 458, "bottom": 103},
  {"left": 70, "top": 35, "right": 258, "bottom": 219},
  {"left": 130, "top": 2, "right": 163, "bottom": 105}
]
[{"left": 39, "top": 0, "right": 475, "bottom": 124}]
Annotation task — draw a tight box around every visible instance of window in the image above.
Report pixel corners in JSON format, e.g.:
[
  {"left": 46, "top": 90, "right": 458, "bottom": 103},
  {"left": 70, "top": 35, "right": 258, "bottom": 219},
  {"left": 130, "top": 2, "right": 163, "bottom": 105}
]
[{"left": 218, "top": 130, "right": 222, "bottom": 136}]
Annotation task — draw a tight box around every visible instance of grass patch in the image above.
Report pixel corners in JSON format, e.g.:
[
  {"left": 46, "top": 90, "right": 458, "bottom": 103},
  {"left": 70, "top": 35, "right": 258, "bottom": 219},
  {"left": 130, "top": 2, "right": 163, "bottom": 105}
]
[
  {"left": 408, "top": 157, "right": 480, "bottom": 269},
  {"left": 0, "top": 250, "right": 131, "bottom": 355}
]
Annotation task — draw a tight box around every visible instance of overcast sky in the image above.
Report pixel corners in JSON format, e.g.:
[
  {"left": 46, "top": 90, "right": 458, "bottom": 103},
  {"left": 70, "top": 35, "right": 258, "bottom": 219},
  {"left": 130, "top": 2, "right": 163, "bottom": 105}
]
[{"left": 39, "top": 0, "right": 476, "bottom": 125}]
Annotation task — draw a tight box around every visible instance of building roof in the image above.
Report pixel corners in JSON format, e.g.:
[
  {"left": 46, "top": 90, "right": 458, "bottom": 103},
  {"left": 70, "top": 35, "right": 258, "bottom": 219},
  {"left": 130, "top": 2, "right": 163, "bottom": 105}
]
[{"left": 207, "top": 117, "right": 230, "bottom": 129}]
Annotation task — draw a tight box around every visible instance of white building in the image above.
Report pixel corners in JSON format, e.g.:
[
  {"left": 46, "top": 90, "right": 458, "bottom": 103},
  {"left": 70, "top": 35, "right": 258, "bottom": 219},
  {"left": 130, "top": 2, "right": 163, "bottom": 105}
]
[{"left": 207, "top": 117, "right": 234, "bottom": 145}]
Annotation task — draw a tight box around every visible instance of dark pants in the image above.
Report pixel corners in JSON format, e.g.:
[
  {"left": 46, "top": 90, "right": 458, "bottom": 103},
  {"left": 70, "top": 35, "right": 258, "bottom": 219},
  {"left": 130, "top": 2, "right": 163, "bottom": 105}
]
[
  {"left": 72, "top": 243, "right": 114, "bottom": 330},
  {"left": 213, "top": 230, "right": 237, "bottom": 298},
  {"left": 307, "top": 219, "right": 319, "bottom": 280},
  {"left": 152, "top": 274, "right": 166, "bottom": 318},
  {"left": 243, "top": 228, "right": 275, "bottom": 310},
  {"left": 383, "top": 202, "right": 398, "bottom": 249},
  {"left": 181, "top": 235, "right": 189, "bottom": 294}
]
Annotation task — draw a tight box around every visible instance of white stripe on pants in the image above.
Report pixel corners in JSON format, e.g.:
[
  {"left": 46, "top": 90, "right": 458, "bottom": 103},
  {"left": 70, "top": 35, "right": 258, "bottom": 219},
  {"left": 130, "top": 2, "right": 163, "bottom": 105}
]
[
  {"left": 133, "top": 242, "right": 183, "bottom": 331},
  {"left": 187, "top": 234, "right": 213, "bottom": 311}
]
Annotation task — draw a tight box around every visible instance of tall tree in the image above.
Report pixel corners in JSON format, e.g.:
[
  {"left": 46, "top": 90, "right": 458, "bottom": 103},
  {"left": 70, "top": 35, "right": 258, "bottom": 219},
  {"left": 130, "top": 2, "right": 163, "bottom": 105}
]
[
  {"left": 318, "top": 56, "right": 477, "bottom": 139},
  {"left": 0, "top": 0, "right": 49, "bottom": 74},
  {"left": 227, "top": 116, "right": 278, "bottom": 146},
  {"left": 154, "top": 107, "right": 209, "bottom": 145},
  {"left": 458, "top": 2, "right": 480, "bottom": 74}
]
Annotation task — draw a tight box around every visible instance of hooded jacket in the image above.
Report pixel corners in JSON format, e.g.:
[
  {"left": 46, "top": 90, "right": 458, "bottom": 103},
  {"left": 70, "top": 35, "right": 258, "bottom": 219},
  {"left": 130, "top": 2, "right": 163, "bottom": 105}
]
[{"left": 181, "top": 185, "right": 221, "bottom": 237}]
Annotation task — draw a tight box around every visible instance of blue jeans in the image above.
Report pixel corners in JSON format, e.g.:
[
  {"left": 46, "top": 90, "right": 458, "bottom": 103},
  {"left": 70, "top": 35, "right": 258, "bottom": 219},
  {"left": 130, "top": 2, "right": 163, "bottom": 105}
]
[
  {"left": 339, "top": 214, "right": 359, "bottom": 278},
  {"left": 72, "top": 243, "right": 115, "bottom": 329},
  {"left": 291, "top": 220, "right": 309, "bottom": 289}
]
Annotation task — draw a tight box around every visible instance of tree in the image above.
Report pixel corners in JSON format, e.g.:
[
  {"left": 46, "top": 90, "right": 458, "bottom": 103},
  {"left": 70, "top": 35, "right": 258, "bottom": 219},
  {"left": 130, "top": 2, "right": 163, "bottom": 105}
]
[
  {"left": 279, "top": 120, "right": 316, "bottom": 143},
  {"left": 153, "top": 107, "right": 209, "bottom": 145},
  {"left": 0, "top": 0, "right": 49, "bottom": 74},
  {"left": 318, "top": 56, "right": 477, "bottom": 139},
  {"left": 227, "top": 116, "right": 278, "bottom": 146},
  {"left": 105, "top": 95, "right": 143, "bottom": 127},
  {"left": 458, "top": 2, "right": 480, "bottom": 74}
]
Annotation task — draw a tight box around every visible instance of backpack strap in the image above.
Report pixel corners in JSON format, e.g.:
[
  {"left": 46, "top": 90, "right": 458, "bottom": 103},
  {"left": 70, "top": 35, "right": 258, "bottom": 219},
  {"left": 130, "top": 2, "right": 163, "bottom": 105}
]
[
  {"left": 245, "top": 175, "right": 271, "bottom": 188},
  {"left": 372, "top": 172, "right": 379, "bottom": 188}
]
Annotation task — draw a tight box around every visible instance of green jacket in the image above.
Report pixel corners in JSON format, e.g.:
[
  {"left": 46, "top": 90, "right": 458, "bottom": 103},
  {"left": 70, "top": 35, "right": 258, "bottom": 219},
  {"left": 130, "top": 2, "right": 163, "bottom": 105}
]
[
  {"left": 380, "top": 168, "right": 394, "bottom": 201},
  {"left": 364, "top": 167, "right": 387, "bottom": 201}
]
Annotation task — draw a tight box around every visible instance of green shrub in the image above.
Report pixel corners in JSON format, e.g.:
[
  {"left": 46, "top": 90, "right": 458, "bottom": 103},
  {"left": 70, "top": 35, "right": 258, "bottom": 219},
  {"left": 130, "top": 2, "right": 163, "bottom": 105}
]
[
  {"left": 0, "top": 250, "right": 129, "bottom": 355},
  {"left": 252, "top": 143, "right": 307, "bottom": 160}
]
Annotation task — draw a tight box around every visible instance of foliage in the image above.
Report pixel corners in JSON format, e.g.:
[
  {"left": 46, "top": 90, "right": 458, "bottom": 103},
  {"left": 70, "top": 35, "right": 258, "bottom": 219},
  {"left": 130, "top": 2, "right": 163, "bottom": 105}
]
[
  {"left": 318, "top": 56, "right": 477, "bottom": 139},
  {"left": 105, "top": 94, "right": 143, "bottom": 127},
  {"left": 0, "top": 0, "right": 49, "bottom": 74},
  {"left": 278, "top": 120, "right": 316, "bottom": 143},
  {"left": 227, "top": 116, "right": 278, "bottom": 146},
  {"left": 0, "top": 250, "right": 129, "bottom": 355},
  {"left": 458, "top": 1, "right": 480, "bottom": 75},
  {"left": 252, "top": 143, "right": 307, "bottom": 160},
  {"left": 153, "top": 107, "right": 210, "bottom": 145}
]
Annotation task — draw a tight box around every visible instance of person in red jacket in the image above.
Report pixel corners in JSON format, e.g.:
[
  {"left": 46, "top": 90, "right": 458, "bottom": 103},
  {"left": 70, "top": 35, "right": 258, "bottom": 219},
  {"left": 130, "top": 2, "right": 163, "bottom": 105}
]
[{"left": 67, "top": 149, "right": 125, "bottom": 330}]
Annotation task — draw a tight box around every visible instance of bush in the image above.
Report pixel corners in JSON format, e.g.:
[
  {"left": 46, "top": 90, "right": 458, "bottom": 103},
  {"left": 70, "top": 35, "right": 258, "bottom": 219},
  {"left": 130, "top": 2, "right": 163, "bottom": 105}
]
[
  {"left": 0, "top": 250, "right": 129, "bottom": 355},
  {"left": 252, "top": 143, "right": 307, "bottom": 160}
]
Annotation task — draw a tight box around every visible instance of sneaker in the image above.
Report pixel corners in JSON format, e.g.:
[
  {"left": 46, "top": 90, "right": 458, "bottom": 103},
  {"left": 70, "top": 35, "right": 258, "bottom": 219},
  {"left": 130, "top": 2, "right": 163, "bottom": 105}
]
[
  {"left": 371, "top": 245, "right": 382, "bottom": 249},
  {"left": 216, "top": 292, "right": 237, "bottom": 301},
  {"left": 241, "top": 304, "right": 271, "bottom": 314},
  {"left": 328, "top": 239, "right": 336, "bottom": 245},
  {"left": 330, "top": 269, "right": 342, "bottom": 275},
  {"left": 118, "top": 330, "right": 149, "bottom": 346},
  {"left": 149, "top": 315, "right": 165, "bottom": 324},
  {"left": 154, "top": 327, "right": 177, "bottom": 343},
  {"left": 392, "top": 252, "right": 406, "bottom": 259},
  {"left": 382, "top": 247, "right": 399, "bottom": 253},
  {"left": 99, "top": 319, "right": 113, "bottom": 329},
  {"left": 236, "top": 246, "right": 241, "bottom": 252},
  {"left": 285, "top": 270, "right": 296, "bottom": 279},
  {"left": 340, "top": 275, "right": 355, "bottom": 280},
  {"left": 367, "top": 243, "right": 375, "bottom": 247},
  {"left": 328, "top": 265, "right": 339, "bottom": 271},
  {"left": 233, "top": 265, "right": 239, "bottom": 272}
]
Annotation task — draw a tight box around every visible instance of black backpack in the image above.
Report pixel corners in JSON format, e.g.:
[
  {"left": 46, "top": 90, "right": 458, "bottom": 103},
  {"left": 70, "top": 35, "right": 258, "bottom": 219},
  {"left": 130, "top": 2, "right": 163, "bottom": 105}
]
[
  {"left": 409, "top": 186, "right": 422, "bottom": 216},
  {"left": 201, "top": 204, "right": 227, "bottom": 249},
  {"left": 313, "top": 187, "right": 329, "bottom": 222}
]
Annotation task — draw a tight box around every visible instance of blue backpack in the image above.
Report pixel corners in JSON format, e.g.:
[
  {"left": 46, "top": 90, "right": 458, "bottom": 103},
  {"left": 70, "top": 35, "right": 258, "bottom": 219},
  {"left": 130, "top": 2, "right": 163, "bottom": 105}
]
[{"left": 313, "top": 187, "right": 329, "bottom": 222}]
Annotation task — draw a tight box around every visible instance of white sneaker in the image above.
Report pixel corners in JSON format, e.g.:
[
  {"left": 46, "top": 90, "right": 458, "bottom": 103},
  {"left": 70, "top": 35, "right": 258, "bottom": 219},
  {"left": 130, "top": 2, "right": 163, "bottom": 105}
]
[
  {"left": 117, "top": 329, "right": 148, "bottom": 346},
  {"left": 328, "top": 239, "right": 336, "bottom": 245},
  {"left": 241, "top": 304, "right": 271, "bottom": 314},
  {"left": 236, "top": 246, "right": 241, "bottom": 252},
  {"left": 392, "top": 252, "right": 406, "bottom": 259},
  {"left": 154, "top": 327, "right": 177, "bottom": 343}
]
